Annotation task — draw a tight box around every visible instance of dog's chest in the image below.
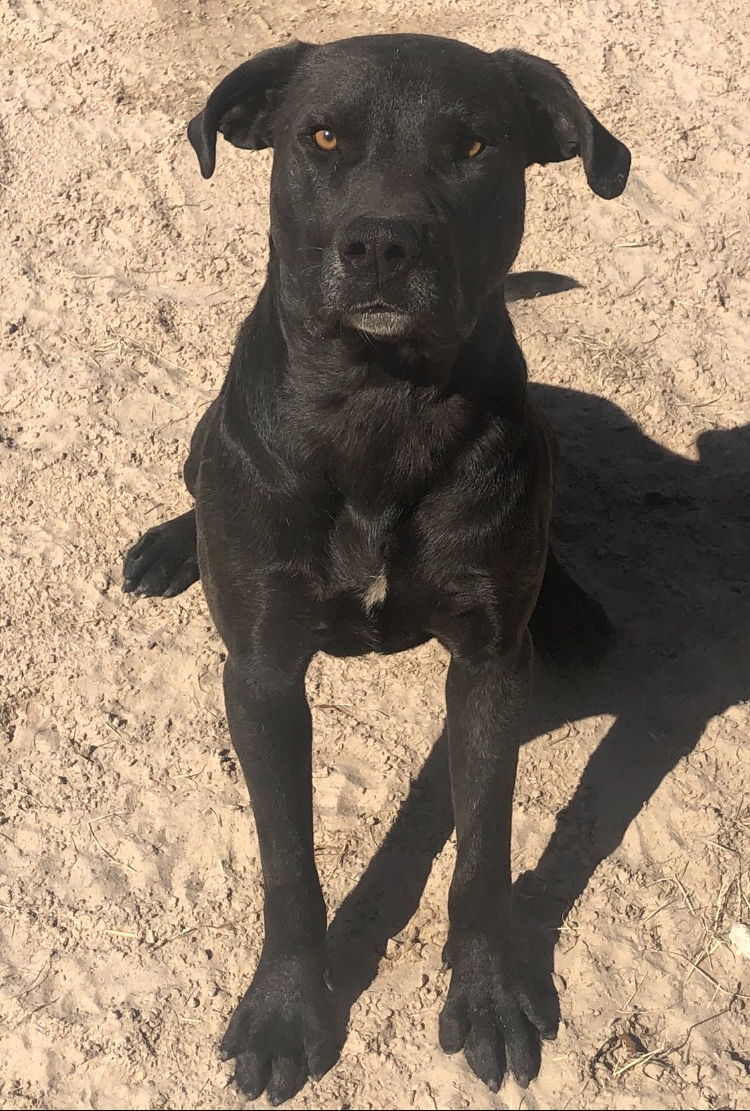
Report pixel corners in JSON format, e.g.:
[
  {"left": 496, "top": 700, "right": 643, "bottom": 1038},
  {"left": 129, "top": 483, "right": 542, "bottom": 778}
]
[
  {"left": 326, "top": 502, "right": 397, "bottom": 614},
  {"left": 315, "top": 396, "right": 468, "bottom": 613}
]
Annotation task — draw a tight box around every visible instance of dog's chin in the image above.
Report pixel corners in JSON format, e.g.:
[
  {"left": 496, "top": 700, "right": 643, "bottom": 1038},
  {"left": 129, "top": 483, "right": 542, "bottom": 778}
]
[{"left": 341, "top": 308, "right": 416, "bottom": 340}]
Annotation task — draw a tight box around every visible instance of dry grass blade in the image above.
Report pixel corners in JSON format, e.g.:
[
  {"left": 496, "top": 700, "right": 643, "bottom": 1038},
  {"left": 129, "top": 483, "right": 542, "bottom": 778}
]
[
  {"left": 88, "top": 819, "right": 138, "bottom": 873},
  {"left": 612, "top": 1005, "right": 733, "bottom": 1078}
]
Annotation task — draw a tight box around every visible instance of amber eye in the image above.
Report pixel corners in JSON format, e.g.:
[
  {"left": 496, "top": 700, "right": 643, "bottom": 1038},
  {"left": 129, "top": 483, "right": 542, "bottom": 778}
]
[
  {"left": 466, "top": 138, "right": 485, "bottom": 158},
  {"left": 313, "top": 127, "right": 338, "bottom": 151}
]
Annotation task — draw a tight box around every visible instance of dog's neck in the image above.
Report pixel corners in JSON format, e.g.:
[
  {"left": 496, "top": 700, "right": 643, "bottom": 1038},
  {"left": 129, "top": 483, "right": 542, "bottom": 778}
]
[{"left": 223, "top": 271, "right": 530, "bottom": 507}]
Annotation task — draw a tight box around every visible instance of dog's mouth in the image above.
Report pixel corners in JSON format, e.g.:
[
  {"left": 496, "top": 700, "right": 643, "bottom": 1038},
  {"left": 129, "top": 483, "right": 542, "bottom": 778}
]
[{"left": 341, "top": 302, "right": 415, "bottom": 339}]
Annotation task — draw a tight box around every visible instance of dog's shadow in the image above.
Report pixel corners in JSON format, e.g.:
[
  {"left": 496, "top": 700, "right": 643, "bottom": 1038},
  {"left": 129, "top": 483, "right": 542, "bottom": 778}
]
[{"left": 324, "top": 362, "right": 750, "bottom": 1035}]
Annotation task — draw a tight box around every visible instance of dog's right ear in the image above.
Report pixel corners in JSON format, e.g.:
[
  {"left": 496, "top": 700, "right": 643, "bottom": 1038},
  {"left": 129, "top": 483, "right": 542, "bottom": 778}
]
[{"left": 187, "top": 40, "right": 313, "bottom": 179}]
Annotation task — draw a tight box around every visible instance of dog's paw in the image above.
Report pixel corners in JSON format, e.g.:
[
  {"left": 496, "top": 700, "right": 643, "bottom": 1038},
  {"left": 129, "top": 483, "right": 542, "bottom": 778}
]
[
  {"left": 122, "top": 512, "right": 199, "bottom": 598},
  {"left": 439, "top": 932, "right": 555, "bottom": 1092},
  {"left": 530, "top": 560, "right": 615, "bottom": 667},
  {"left": 221, "top": 955, "right": 337, "bottom": 1105}
]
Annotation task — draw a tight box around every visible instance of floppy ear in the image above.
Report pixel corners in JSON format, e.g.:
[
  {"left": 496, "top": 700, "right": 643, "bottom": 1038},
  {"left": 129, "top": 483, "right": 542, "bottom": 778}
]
[
  {"left": 500, "top": 50, "right": 631, "bottom": 199},
  {"left": 187, "top": 40, "right": 313, "bottom": 179}
]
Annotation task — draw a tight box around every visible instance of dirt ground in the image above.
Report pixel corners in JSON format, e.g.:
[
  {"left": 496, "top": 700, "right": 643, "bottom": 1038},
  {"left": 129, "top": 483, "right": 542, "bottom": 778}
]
[{"left": 1, "top": 0, "right": 749, "bottom": 1108}]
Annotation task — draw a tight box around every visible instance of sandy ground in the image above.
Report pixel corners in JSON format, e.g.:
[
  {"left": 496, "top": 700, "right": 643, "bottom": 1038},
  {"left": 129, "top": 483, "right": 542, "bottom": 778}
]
[{"left": 1, "top": 0, "right": 749, "bottom": 1108}]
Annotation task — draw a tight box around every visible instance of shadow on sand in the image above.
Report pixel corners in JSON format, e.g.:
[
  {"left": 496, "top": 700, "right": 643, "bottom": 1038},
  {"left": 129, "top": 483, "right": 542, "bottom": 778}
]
[{"left": 325, "top": 281, "right": 749, "bottom": 1032}]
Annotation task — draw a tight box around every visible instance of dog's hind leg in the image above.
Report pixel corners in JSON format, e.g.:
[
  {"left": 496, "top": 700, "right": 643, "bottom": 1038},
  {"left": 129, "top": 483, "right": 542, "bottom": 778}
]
[
  {"left": 121, "top": 400, "right": 216, "bottom": 597},
  {"left": 122, "top": 510, "right": 199, "bottom": 597},
  {"left": 529, "top": 546, "right": 615, "bottom": 666}
]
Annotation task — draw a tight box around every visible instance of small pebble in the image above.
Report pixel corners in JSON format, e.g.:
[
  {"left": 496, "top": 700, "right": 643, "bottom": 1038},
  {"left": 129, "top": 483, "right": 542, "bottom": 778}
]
[{"left": 729, "top": 923, "right": 750, "bottom": 960}]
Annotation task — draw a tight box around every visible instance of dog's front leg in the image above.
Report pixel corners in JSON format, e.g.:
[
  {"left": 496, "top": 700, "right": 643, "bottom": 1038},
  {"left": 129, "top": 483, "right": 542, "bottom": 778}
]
[
  {"left": 220, "top": 654, "right": 335, "bottom": 1104},
  {"left": 439, "top": 632, "right": 553, "bottom": 1091}
]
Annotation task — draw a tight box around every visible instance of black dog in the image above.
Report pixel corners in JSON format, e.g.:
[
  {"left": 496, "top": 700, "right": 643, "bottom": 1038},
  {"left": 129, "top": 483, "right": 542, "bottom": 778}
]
[{"left": 123, "top": 34, "right": 629, "bottom": 1104}]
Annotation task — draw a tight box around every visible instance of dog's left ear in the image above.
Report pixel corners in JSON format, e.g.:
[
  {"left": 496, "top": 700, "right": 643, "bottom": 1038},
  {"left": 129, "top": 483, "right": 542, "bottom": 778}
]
[
  {"left": 187, "top": 40, "right": 313, "bottom": 179},
  {"left": 500, "top": 50, "right": 631, "bottom": 199}
]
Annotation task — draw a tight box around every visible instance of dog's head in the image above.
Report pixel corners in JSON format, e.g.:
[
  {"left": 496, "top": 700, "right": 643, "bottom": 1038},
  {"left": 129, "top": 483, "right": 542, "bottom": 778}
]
[{"left": 188, "top": 35, "right": 630, "bottom": 345}]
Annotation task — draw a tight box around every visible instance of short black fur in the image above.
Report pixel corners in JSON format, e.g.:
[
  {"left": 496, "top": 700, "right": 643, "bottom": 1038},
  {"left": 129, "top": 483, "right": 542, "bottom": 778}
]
[{"left": 124, "top": 33, "right": 629, "bottom": 1104}]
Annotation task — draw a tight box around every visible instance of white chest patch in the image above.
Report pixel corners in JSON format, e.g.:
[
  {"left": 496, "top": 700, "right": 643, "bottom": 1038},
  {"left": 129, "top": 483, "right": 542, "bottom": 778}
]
[{"left": 361, "top": 566, "right": 388, "bottom": 613}]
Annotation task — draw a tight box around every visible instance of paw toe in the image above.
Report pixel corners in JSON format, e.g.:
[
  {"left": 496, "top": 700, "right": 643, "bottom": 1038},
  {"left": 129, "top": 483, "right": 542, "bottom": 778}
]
[
  {"left": 268, "top": 1052, "right": 305, "bottom": 1106},
  {"left": 463, "top": 1011, "right": 504, "bottom": 1091},
  {"left": 439, "top": 995, "right": 469, "bottom": 1054},
  {"left": 234, "top": 1049, "right": 270, "bottom": 1100}
]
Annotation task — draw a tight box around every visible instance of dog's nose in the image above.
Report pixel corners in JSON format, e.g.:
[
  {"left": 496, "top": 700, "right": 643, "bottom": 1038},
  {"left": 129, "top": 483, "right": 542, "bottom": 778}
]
[{"left": 338, "top": 216, "right": 423, "bottom": 281}]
